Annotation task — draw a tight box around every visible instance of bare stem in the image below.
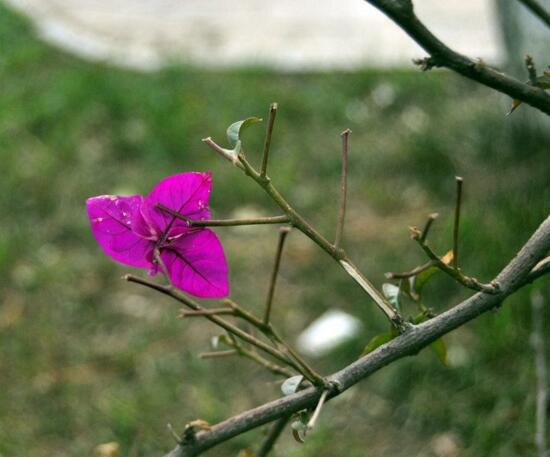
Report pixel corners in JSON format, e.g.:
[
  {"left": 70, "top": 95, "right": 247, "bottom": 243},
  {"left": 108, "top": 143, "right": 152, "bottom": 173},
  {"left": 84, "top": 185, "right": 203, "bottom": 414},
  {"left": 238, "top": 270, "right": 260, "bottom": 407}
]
[
  {"left": 267, "top": 327, "right": 325, "bottom": 386},
  {"left": 225, "top": 298, "right": 325, "bottom": 386},
  {"left": 154, "top": 248, "right": 172, "bottom": 285},
  {"left": 531, "top": 290, "right": 547, "bottom": 457},
  {"left": 525, "top": 256, "right": 550, "bottom": 285},
  {"left": 224, "top": 338, "right": 295, "bottom": 378},
  {"left": 411, "top": 232, "right": 498, "bottom": 294},
  {"left": 202, "top": 137, "right": 244, "bottom": 169},
  {"left": 453, "top": 176, "right": 463, "bottom": 269},
  {"left": 260, "top": 102, "right": 278, "bottom": 178},
  {"left": 385, "top": 260, "right": 437, "bottom": 279},
  {"left": 180, "top": 308, "right": 235, "bottom": 318},
  {"left": 235, "top": 151, "right": 405, "bottom": 331},
  {"left": 124, "top": 274, "right": 303, "bottom": 374},
  {"left": 420, "top": 213, "right": 439, "bottom": 243},
  {"left": 199, "top": 350, "right": 238, "bottom": 359},
  {"left": 364, "top": 0, "right": 550, "bottom": 115},
  {"left": 156, "top": 204, "right": 289, "bottom": 227},
  {"left": 335, "top": 129, "right": 351, "bottom": 248},
  {"left": 254, "top": 416, "right": 291, "bottom": 457},
  {"left": 516, "top": 0, "right": 550, "bottom": 30},
  {"left": 264, "top": 227, "right": 291, "bottom": 326},
  {"left": 223, "top": 298, "right": 266, "bottom": 329},
  {"left": 307, "top": 389, "right": 330, "bottom": 430},
  {"left": 159, "top": 215, "right": 550, "bottom": 457}
]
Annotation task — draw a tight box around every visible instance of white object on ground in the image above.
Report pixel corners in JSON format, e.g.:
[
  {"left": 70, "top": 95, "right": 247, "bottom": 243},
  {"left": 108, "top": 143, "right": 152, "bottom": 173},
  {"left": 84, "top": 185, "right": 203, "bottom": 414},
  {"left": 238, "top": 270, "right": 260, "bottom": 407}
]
[{"left": 297, "top": 309, "right": 362, "bottom": 357}]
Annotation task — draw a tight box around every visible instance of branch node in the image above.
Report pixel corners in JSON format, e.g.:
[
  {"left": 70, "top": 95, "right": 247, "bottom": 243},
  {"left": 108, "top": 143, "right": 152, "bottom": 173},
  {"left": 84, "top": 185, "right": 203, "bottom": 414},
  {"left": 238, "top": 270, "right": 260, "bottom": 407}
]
[
  {"left": 412, "top": 56, "right": 438, "bottom": 71},
  {"left": 525, "top": 54, "right": 538, "bottom": 86},
  {"left": 167, "top": 423, "right": 183, "bottom": 444}
]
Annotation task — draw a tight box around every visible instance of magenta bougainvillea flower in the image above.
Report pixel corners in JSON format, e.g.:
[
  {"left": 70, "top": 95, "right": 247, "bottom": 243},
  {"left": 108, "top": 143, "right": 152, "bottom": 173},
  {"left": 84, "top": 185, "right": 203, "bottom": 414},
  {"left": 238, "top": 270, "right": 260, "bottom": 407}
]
[{"left": 86, "top": 172, "right": 229, "bottom": 298}]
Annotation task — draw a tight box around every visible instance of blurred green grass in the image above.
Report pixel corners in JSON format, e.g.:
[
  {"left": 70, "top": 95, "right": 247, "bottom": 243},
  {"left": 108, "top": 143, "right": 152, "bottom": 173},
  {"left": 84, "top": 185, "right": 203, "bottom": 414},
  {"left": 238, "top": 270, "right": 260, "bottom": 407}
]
[{"left": 1, "top": 3, "right": 550, "bottom": 457}]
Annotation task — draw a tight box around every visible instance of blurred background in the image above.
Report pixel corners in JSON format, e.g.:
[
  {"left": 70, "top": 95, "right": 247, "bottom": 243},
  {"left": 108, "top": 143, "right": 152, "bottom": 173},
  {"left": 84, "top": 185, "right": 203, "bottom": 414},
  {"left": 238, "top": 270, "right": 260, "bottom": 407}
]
[{"left": 0, "top": 1, "right": 549, "bottom": 456}]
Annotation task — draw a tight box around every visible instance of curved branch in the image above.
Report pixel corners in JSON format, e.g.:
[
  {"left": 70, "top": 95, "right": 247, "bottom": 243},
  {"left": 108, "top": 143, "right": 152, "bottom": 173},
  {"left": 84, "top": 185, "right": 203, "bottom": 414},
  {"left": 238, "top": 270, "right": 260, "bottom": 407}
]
[
  {"left": 516, "top": 0, "right": 550, "bottom": 29},
  {"left": 364, "top": 0, "right": 550, "bottom": 115},
  {"left": 161, "top": 215, "right": 550, "bottom": 457}
]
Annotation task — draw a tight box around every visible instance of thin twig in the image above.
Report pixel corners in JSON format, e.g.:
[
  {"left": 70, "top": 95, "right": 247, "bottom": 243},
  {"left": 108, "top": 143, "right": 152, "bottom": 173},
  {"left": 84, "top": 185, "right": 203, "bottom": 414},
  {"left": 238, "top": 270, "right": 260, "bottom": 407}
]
[
  {"left": 364, "top": 0, "right": 550, "bottom": 115},
  {"left": 223, "top": 298, "right": 324, "bottom": 384},
  {"left": 223, "top": 298, "right": 266, "bottom": 329},
  {"left": 154, "top": 248, "right": 172, "bottom": 285},
  {"left": 180, "top": 308, "right": 235, "bottom": 318},
  {"left": 524, "top": 257, "right": 550, "bottom": 285},
  {"left": 268, "top": 327, "right": 325, "bottom": 387},
  {"left": 260, "top": 102, "right": 278, "bottom": 178},
  {"left": 385, "top": 260, "right": 436, "bottom": 279},
  {"left": 335, "top": 129, "right": 351, "bottom": 248},
  {"left": 410, "top": 231, "right": 498, "bottom": 294},
  {"left": 531, "top": 290, "right": 547, "bottom": 457},
  {"left": 124, "top": 274, "right": 305, "bottom": 376},
  {"left": 420, "top": 213, "right": 439, "bottom": 243},
  {"left": 199, "top": 350, "right": 238, "bottom": 359},
  {"left": 254, "top": 416, "right": 291, "bottom": 457},
  {"left": 160, "top": 215, "right": 550, "bottom": 457},
  {"left": 202, "top": 137, "right": 244, "bottom": 169},
  {"left": 231, "top": 149, "right": 406, "bottom": 331},
  {"left": 264, "top": 227, "right": 291, "bottom": 326},
  {"left": 307, "top": 389, "right": 330, "bottom": 431},
  {"left": 225, "top": 338, "right": 296, "bottom": 378},
  {"left": 156, "top": 204, "right": 289, "bottom": 227},
  {"left": 516, "top": 0, "right": 550, "bottom": 30},
  {"left": 453, "top": 177, "right": 463, "bottom": 269}
]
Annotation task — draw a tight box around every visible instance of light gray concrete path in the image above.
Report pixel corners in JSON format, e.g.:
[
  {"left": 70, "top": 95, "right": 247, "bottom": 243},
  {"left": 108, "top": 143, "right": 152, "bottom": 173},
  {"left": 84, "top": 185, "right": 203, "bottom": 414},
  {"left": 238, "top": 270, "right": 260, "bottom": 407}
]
[{"left": 4, "top": 0, "right": 502, "bottom": 71}]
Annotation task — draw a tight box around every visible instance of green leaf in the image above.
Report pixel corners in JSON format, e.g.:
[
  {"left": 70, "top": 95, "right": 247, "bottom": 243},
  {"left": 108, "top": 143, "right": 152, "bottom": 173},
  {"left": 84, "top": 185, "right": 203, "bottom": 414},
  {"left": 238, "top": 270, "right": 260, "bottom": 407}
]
[
  {"left": 362, "top": 331, "right": 394, "bottom": 356},
  {"left": 281, "top": 375, "right": 304, "bottom": 396},
  {"left": 226, "top": 117, "right": 263, "bottom": 147},
  {"left": 382, "top": 283, "right": 401, "bottom": 311},
  {"left": 413, "top": 250, "right": 453, "bottom": 297},
  {"left": 430, "top": 338, "right": 448, "bottom": 366}
]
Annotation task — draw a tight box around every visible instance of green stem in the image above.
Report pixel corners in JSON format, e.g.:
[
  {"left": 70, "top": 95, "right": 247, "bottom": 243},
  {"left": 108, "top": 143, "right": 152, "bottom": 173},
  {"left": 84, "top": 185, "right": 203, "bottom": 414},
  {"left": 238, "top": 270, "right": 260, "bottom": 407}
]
[
  {"left": 224, "top": 298, "right": 325, "bottom": 386},
  {"left": 124, "top": 274, "right": 305, "bottom": 373},
  {"left": 335, "top": 129, "right": 350, "bottom": 248},
  {"left": 453, "top": 176, "right": 463, "bottom": 269},
  {"left": 224, "top": 337, "right": 295, "bottom": 378},
  {"left": 238, "top": 153, "right": 405, "bottom": 330},
  {"left": 263, "top": 227, "right": 290, "bottom": 325},
  {"left": 156, "top": 204, "right": 289, "bottom": 227},
  {"left": 268, "top": 327, "right": 325, "bottom": 386},
  {"left": 412, "top": 236, "right": 498, "bottom": 294},
  {"left": 260, "top": 102, "right": 278, "bottom": 178}
]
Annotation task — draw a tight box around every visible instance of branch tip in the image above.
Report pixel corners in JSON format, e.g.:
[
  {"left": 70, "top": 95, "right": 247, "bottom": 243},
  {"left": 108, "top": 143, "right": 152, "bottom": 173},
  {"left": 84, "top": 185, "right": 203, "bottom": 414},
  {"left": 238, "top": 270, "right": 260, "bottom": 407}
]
[
  {"left": 453, "top": 176, "right": 464, "bottom": 269},
  {"left": 260, "top": 102, "right": 279, "bottom": 177},
  {"left": 335, "top": 128, "right": 350, "bottom": 248}
]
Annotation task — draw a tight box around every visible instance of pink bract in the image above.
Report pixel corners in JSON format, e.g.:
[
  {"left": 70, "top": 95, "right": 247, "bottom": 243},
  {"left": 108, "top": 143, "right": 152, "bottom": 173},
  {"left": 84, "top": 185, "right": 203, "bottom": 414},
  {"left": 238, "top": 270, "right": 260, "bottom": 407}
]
[{"left": 86, "top": 172, "right": 229, "bottom": 298}]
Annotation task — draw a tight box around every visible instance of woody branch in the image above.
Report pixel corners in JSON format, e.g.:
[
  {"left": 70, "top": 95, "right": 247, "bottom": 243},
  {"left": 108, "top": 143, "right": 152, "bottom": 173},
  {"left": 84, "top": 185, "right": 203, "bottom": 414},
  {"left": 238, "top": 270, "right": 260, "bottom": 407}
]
[{"left": 159, "top": 215, "right": 550, "bottom": 457}]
